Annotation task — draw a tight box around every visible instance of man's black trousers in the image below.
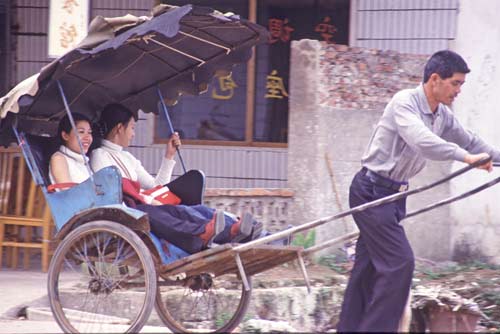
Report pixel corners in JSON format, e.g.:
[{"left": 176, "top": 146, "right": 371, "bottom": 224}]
[{"left": 337, "top": 169, "right": 415, "bottom": 332}]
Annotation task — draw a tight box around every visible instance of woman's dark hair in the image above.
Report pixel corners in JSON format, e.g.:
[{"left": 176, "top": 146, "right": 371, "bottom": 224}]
[
  {"left": 57, "top": 113, "right": 91, "bottom": 143},
  {"left": 423, "top": 50, "right": 471, "bottom": 83},
  {"left": 97, "top": 103, "right": 137, "bottom": 138}
]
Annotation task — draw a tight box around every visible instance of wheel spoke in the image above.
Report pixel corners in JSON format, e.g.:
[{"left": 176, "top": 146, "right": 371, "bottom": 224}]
[
  {"left": 48, "top": 221, "right": 156, "bottom": 333},
  {"left": 155, "top": 273, "right": 251, "bottom": 332}
]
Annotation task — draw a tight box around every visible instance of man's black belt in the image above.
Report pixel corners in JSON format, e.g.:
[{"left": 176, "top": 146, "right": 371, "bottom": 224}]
[{"left": 362, "top": 168, "right": 409, "bottom": 192}]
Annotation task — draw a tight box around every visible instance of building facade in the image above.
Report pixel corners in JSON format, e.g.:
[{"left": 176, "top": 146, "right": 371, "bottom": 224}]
[{"left": 1, "top": 0, "right": 458, "bottom": 188}]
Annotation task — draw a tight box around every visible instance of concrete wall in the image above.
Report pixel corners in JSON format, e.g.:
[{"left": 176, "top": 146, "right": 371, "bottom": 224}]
[
  {"left": 449, "top": 0, "right": 500, "bottom": 264},
  {"left": 203, "top": 188, "right": 293, "bottom": 232},
  {"left": 289, "top": 40, "right": 455, "bottom": 260}
]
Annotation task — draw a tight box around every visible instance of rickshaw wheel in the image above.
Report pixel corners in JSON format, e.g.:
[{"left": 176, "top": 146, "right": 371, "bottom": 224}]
[
  {"left": 155, "top": 272, "right": 252, "bottom": 333},
  {"left": 47, "top": 220, "right": 157, "bottom": 333}
]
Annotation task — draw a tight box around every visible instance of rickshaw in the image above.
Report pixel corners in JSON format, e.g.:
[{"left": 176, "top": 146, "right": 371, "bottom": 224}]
[{"left": 1, "top": 4, "right": 500, "bottom": 334}]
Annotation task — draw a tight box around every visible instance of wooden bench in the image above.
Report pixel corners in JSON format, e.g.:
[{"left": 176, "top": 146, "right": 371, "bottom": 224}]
[{"left": 0, "top": 146, "right": 53, "bottom": 272}]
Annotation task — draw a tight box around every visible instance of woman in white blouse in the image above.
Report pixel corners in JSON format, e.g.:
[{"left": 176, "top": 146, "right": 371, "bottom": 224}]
[
  {"left": 49, "top": 113, "right": 93, "bottom": 187},
  {"left": 90, "top": 103, "right": 258, "bottom": 254}
]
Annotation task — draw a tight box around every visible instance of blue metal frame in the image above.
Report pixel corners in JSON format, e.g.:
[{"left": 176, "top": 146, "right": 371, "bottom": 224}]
[{"left": 157, "top": 86, "right": 187, "bottom": 174}]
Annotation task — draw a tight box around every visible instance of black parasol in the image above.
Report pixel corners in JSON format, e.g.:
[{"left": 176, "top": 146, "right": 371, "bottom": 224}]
[{"left": 0, "top": 4, "right": 268, "bottom": 145}]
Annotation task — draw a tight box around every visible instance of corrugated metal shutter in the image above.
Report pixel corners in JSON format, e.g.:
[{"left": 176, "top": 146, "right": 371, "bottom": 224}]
[
  {"left": 0, "top": 0, "right": 10, "bottom": 95},
  {"left": 131, "top": 112, "right": 287, "bottom": 188},
  {"left": 14, "top": 0, "right": 51, "bottom": 83},
  {"left": 353, "top": 0, "right": 459, "bottom": 54},
  {"left": 128, "top": 145, "right": 288, "bottom": 188},
  {"left": 91, "top": 0, "right": 152, "bottom": 18},
  {"left": 131, "top": 87, "right": 289, "bottom": 188}
]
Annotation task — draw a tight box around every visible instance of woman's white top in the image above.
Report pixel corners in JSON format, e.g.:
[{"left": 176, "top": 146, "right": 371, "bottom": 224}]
[
  {"left": 49, "top": 145, "right": 91, "bottom": 184},
  {"left": 90, "top": 139, "right": 175, "bottom": 189}
]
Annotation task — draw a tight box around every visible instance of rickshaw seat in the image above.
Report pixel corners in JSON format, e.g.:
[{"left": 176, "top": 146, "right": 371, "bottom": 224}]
[
  {"left": 45, "top": 167, "right": 123, "bottom": 231},
  {"left": 26, "top": 135, "right": 59, "bottom": 187}
]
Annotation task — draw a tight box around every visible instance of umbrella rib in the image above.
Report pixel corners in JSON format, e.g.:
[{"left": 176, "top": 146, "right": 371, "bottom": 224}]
[
  {"left": 178, "top": 31, "right": 231, "bottom": 54},
  {"left": 64, "top": 52, "right": 149, "bottom": 109},
  {"left": 149, "top": 37, "right": 205, "bottom": 66}
]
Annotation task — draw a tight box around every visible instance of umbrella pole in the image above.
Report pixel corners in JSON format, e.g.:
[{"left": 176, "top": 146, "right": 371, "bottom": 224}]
[
  {"left": 156, "top": 87, "right": 187, "bottom": 174},
  {"left": 56, "top": 80, "right": 100, "bottom": 194}
]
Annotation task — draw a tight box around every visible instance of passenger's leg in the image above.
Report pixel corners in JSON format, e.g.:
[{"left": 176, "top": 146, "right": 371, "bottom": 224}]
[
  {"left": 189, "top": 205, "right": 254, "bottom": 243},
  {"left": 137, "top": 204, "right": 221, "bottom": 253}
]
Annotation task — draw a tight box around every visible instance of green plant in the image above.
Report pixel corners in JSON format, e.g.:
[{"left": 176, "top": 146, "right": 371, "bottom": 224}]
[
  {"left": 480, "top": 291, "right": 500, "bottom": 306},
  {"left": 318, "top": 254, "right": 350, "bottom": 274},
  {"left": 215, "top": 312, "right": 232, "bottom": 328},
  {"left": 291, "top": 230, "right": 316, "bottom": 249},
  {"left": 466, "top": 260, "right": 500, "bottom": 271},
  {"left": 420, "top": 269, "right": 445, "bottom": 280}
]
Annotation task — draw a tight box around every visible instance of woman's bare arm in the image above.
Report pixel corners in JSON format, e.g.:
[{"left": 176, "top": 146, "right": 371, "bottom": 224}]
[{"left": 50, "top": 153, "right": 72, "bottom": 184}]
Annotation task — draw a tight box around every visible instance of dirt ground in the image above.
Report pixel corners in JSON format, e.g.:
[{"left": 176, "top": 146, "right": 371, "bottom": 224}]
[
  {"left": 252, "top": 261, "right": 347, "bottom": 288},
  {"left": 253, "top": 260, "right": 500, "bottom": 332},
  {"left": 413, "top": 263, "right": 500, "bottom": 332}
]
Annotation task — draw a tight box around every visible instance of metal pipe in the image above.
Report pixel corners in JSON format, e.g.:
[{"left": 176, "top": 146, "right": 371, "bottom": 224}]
[
  {"left": 56, "top": 80, "right": 97, "bottom": 189},
  {"left": 156, "top": 87, "right": 187, "bottom": 174},
  {"left": 11, "top": 127, "right": 45, "bottom": 188},
  {"left": 302, "top": 231, "right": 359, "bottom": 256}
]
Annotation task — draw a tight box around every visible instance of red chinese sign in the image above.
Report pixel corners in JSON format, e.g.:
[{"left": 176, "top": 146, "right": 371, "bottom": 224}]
[
  {"left": 268, "top": 18, "right": 295, "bottom": 44},
  {"left": 49, "top": 0, "right": 88, "bottom": 57},
  {"left": 315, "top": 16, "right": 338, "bottom": 43}
]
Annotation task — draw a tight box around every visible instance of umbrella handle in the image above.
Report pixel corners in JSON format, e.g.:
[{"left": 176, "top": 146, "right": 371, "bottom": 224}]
[{"left": 156, "top": 87, "right": 187, "bottom": 174}]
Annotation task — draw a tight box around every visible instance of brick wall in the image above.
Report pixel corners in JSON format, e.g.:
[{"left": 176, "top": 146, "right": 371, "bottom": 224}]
[{"left": 319, "top": 44, "right": 427, "bottom": 110}]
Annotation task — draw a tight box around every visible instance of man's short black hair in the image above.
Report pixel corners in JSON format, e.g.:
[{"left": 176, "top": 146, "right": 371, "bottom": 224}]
[{"left": 423, "top": 50, "right": 470, "bottom": 83}]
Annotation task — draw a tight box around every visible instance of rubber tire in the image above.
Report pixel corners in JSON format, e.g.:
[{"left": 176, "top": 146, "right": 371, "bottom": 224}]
[
  {"left": 47, "top": 220, "right": 157, "bottom": 333},
  {"left": 155, "top": 274, "right": 252, "bottom": 333}
]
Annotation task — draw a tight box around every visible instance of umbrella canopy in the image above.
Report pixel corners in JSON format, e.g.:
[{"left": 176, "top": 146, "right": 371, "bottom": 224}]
[{"left": 0, "top": 4, "right": 268, "bottom": 145}]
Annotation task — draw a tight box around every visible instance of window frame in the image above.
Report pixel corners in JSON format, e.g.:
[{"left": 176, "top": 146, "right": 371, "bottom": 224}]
[{"left": 153, "top": 0, "right": 350, "bottom": 148}]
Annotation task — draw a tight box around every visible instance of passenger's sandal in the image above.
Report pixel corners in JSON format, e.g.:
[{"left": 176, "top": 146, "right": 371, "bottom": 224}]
[
  {"left": 207, "top": 209, "right": 225, "bottom": 248},
  {"left": 231, "top": 212, "right": 253, "bottom": 243}
]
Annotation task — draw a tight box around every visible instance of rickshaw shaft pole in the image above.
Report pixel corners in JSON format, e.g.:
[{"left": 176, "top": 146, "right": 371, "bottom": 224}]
[
  {"left": 302, "top": 174, "right": 500, "bottom": 256},
  {"left": 233, "top": 157, "right": 492, "bottom": 253}
]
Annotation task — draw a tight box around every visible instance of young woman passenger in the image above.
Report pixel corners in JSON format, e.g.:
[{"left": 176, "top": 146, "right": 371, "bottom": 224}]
[
  {"left": 49, "top": 113, "right": 93, "bottom": 186},
  {"left": 48, "top": 113, "right": 236, "bottom": 253},
  {"left": 90, "top": 103, "right": 259, "bottom": 254}
]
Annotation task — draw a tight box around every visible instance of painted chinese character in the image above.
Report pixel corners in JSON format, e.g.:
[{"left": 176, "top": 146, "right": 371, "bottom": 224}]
[
  {"left": 59, "top": 22, "right": 78, "bottom": 48},
  {"left": 211, "top": 74, "right": 238, "bottom": 100},
  {"left": 315, "top": 16, "right": 338, "bottom": 43},
  {"left": 265, "top": 70, "right": 288, "bottom": 99},
  {"left": 62, "top": 0, "right": 79, "bottom": 14},
  {"left": 268, "top": 18, "right": 294, "bottom": 44}
]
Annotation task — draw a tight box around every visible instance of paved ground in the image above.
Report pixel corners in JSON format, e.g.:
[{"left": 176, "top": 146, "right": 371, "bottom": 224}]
[
  {"left": 0, "top": 268, "right": 170, "bottom": 333},
  {"left": 0, "top": 269, "right": 61, "bottom": 333}
]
